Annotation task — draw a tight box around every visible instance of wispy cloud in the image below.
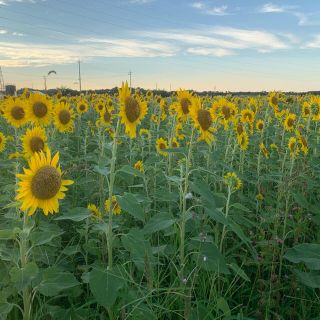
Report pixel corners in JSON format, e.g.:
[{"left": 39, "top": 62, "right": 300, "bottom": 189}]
[
  {"left": 191, "top": 2, "right": 229, "bottom": 16},
  {"left": 305, "top": 35, "right": 320, "bottom": 48},
  {"left": 0, "top": 0, "right": 40, "bottom": 5},
  {"left": 260, "top": 3, "right": 297, "bottom": 13},
  {"left": 187, "top": 47, "right": 235, "bottom": 57},
  {"left": 128, "top": 0, "right": 154, "bottom": 4},
  {"left": 0, "top": 29, "right": 8, "bottom": 34}
]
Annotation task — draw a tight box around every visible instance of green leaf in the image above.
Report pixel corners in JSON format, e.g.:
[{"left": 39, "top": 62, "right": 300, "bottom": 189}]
[
  {"left": 118, "top": 165, "right": 144, "bottom": 178},
  {"left": 193, "top": 242, "right": 229, "bottom": 274},
  {"left": 216, "top": 297, "right": 231, "bottom": 318},
  {"left": 10, "top": 262, "right": 39, "bottom": 291},
  {"left": 117, "top": 193, "right": 145, "bottom": 222},
  {"left": 229, "top": 263, "right": 250, "bottom": 282},
  {"left": 294, "top": 270, "right": 320, "bottom": 288},
  {"left": 30, "top": 230, "right": 64, "bottom": 247},
  {"left": 231, "top": 203, "right": 251, "bottom": 213},
  {"left": 38, "top": 267, "right": 79, "bottom": 296},
  {"left": 293, "top": 192, "right": 309, "bottom": 209},
  {"left": 206, "top": 208, "right": 229, "bottom": 225},
  {"left": 0, "top": 229, "right": 16, "bottom": 240},
  {"left": 285, "top": 243, "right": 320, "bottom": 270},
  {"left": 54, "top": 207, "right": 91, "bottom": 222},
  {"left": 89, "top": 267, "right": 125, "bottom": 309},
  {"left": 143, "top": 212, "right": 175, "bottom": 235},
  {"left": 190, "top": 180, "right": 216, "bottom": 209},
  {"left": 94, "top": 165, "right": 109, "bottom": 177}
]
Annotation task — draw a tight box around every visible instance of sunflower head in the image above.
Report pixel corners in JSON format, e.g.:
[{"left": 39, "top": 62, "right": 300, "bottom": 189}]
[
  {"left": 256, "top": 120, "right": 264, "bottom": 132},
  {"left": 54, "top": 102, "right": 74, "bottom": 133},
  {"left": 241, "top": 109, "right": 255, "bottom": 124},
  {"left": 174, "top": 89, "right": 193, "bottom": 121},
  {"left": 224, "top": 172, "right": 242, "bottom": 192},
  {"left": 156, "top": 137, "right": 168, "bottom": 157},
  {"left": 105, "top": 195, "right": 122, "bottom": 215},
  {"left": 76, "top": 99, "right": 89, "bottom": 114},
  {"left": 16, "top": 150, "right": 74, "bottom": 216},
  {"left": 0, "top": 132, "right": 7, "bottom": 153},
  {"left": 237, "top": 131, "right": 249, "bottom": 151},
  {"left": 134, "top": 160, "right": 144, "bottom": 172},
  {"left": 259, "top": 143, "right": 269, "bottom": 159},
  {"left": 288, "top": 137, "right": 299, "bottom": 157},
  {"left": 284, "top": 113, "right": 296, "bottom": 131},
  {"left": 88, "top": 204, "right": 102, "bottom": 220},
  {"left": 3, "top": 97, "right": 29, "bottom": 128},
  {"left": 21, "top": 126, "right": 48, "bottom": 158},
  {"left": 28, "top": 93, "right": 53, "bottom": 126}
]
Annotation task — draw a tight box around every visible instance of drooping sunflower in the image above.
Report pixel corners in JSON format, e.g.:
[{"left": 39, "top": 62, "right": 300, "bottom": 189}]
[
  {"left": 0, "top": 132, "right": 7, "bottom": 152},
  {"left": 54, "top": 102, "right": 75, "bottom": 133},
  {"left": 171, "top": 137, "right": 180, "bottom": 148},
  {"left": 190, "top": 97, "right": 215, "bottom": 144},
  {"left": 302, "top": 102, "right": 311, "bottom": 119},
  {"left": 21, "top": 126, "right": 48, "bottom": 158},
  {"left": 88, "top": 204, "right": 102, "bottom": 220},
  {"left": 76, "top": 99, "right": 89, "bottom": 114},
  {"left": 174, "top": 89, "right": 193, "bottom": 121},
  {"left": 105, "top": 195, "right": 122, "bottom": 215},
  {"left": 175, "top": 122, "right": 185, "bottom": 140},
  {"left": 288, "top": 137, "right": 299, "bottom": 157},
  {"left": 224, "top": 172, "right": 242, "bottom": 192},
  {"left": 118, "top": 81, "right": 148, "bottom": 139},
  {"left": 284, "top": 113, "right": 296, "bottom": 131},
  {"left": 139, "top": 128, "right": 151, "bottom": 139},
  {"left": 268, "top": 92, "right": 280, "bottom": 109},
  {"left": 156, "top": 137, "right": 168, "bottom": 157},
  {"left": 237, "top": 131, "right": 249, "bottom": 151},
  {"left": 259, "top": 143, "right": 269, "bottom": 159},
  {"left": 3, "top": 97, "right": 29, "bottom": 128},
  {"left": 16, "top": 150, "right": 74, "bottom": 216},
  {"left": 134, "top": 160, "right": 144, "bottom": 172},
  {"left": 296, "top": 131, "right": 308, "bottom": 155},
  {"left": 28, "top": 92, "right": 53, "bottom": 126},
  {"left": 256, "top": 120, "right": 264, "bottom": 132}
]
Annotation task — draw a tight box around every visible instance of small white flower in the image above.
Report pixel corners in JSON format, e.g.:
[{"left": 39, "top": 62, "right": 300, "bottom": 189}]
[{"left": 203, "top": 256, "right": 207, "bottom": 262}]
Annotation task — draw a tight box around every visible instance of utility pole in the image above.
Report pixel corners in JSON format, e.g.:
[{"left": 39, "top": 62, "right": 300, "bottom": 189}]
[
  {"left": 78, "top": 60, "right": 82, "bottom": 93},
  {"left": 43, "top": 76, "right": 47, "bottom": 91},
  {"left": 0, "top": 67, "right": 5, "bottom": 93},
  {"left": 128, "top": 70, "right": 132, "bottom": 89}
]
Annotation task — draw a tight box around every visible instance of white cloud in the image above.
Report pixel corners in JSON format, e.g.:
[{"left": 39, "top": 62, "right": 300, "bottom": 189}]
[
  {"left": 187, "top": 47, "right": 235, "bottom": 57},
  {"left": 128, "top": 0, "right": 154, "bottom": 4},
  {"left": 191, "top": 2, "right": 229, "bottom": 16},
  {"left": 0, "top": 0, "right": 40, "bottom": 5},
  {"left": 12, "top": 32, "right": 24, "bottom": 36},
  {"left": 305, "top": 35, "right": 320, "bottom": 48},
  {"left": 260, "top": 3, "right": 298, "bottom": 13},
  {"left": 0, "top": 29, "right": 8, "bottom": 34},
  {"left": 0, "top": 38, "right": 178, "bottom": 67}
]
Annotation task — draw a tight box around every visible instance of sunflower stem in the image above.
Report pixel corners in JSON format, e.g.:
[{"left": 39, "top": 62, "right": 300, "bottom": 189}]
[{"left": 106, "top": 117, "right": 121, "bottom": 270}]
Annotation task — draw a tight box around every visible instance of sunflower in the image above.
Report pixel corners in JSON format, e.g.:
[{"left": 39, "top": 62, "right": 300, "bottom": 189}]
[
  {"left": 156, "top": 137, "right": 168, "bottom": 156},
  {"left": 0, "top": 132, "right": 7, "bottom": 152},
  {"left": 284, "top": 113, "right": 296, "bottom": 131},
  {"left": 296, "top": 131, "right": 308, "bottom": 155},
  {"left": 16, "top": 150, "right": 74, "bottom": 216},
  {"left": 190, "top": 97, "right": 215, "bottom": 144},
  {"left": 224, "top": 172, "right": 242, "bottom": 192},
  {"left": 270, "top": 143, "right": 279, "bottom": 152},
  {"left": 174, "top": 89, "right": 193, "bottom": 121},
  {"left": 9, "top": 152, "right": 23, "bottom": 160},
  {"left": 259, "top": 143, "right": 269, "bottom": 159},
  {"left": 151, "top": 114, "right": 159, "bottom": 124},
  {"left": 54, "top": 102, "right": 75, "bottom": 133},
  {"left": 237, "top": 131, "right": 249, "bottom": 151},
  {"left": 21, "top": 127, "right": 48, "bottom": 159},
  {"left": 175, "top": 122, "right": 185, "bottom": 140},
  {"left": 3, "top": 97, "right": 29, "bottom": 128},
  {"left": 302, "top": 102, "right": 311, "bottom": 119},
  {"left": 288, "top": 137, "right": 299, "bottom": 157},
  {"left": 241, "top": 109, "right": 255, "bottom": 124},
  {"left": 96, "top": 106, "right": 114, "bottom": 127},
  {"left": 256, "top": 120, "right": 264, "bottom": 132},
  {"left": 256, "top": 193, "right": 264, "bottom": 201},
  {"left": 76, "top": 99, "right": 89, "bottom": 114},
  {"left": 139, "top": 128, "right": 151, "bottom": 139},
  {"left": 171, "top": 137, "right": 180, "bottom": 148},
  {"left": 28, "top": 92, "right": 53, "bottom": 126},
  {"left": 105, "top": 195, "right": 121, "bottom": 215},
  {"left": 94, "top": 100, "right": 106, "bottom": 114},
  {"left": 134, "top": 160, "right": 144, "bottom": 172},
  {"left": 118, "top": 81, "right": 148, "bottom": 139},
  {"left": 88, "top": 204, "right": 102, "bottom": 220},
  {"left": 211, "top": 98, "right": 237, "bottom": 129},
  {"left": 268, "top": 92, "right": 280, "bottom": 109}
]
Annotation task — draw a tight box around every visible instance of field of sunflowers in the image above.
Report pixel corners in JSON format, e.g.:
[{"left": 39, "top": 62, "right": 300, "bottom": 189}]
[{"left": 0, "top": 83, "right": 320, "bottom": 319}]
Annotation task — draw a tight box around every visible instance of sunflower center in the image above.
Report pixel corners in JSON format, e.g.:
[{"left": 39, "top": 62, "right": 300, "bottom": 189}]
[
  {"left": 108, "top": 101, "right": 113, "bottom": 107},
  {"left": 258, "top": 123, "right": 263, "bottom": 130},
  {"left": 237, "top": 124, "right": 243, "bottom": 135},
  {"left": 180, "top": 98, "right": 191, "bottom": 114},
  {"left": 30, "top": 136, "right": 45, "bottom": 153},
  {"left": 11, "top": 106, "right": 25, "bottom": 120},
  {"left": 31, "top": 165, "right": 61, "bottom": 200},
  {"left": 287, "top": 118, "right": 294, "bottom": 127},
  {"left": 33, "top": 101, "right": 48, "bottom": 118},
  {"left": 0, "top": 137, "right": 2, "bottom": 144},
  {"left": 125, "top": 96, "right": 140, "bottom": 122},
  {"left": 104, "top": 110, "right": 111, "bottom": 122},
  {"left": 172, "top": 141, "right": 178, "bottom": 148},
  {"left": 59, "top": 110, "right": 71, "bottom": 125},
  {"left": 271, "top": 96, "right": 278, "bottom": 105},
  {"left": 198, "top": 109, "right": 212, "bottom": 131},
  {"left": 222, "top": 106, "right": 231, "bottom": 120},
  {"left": 98, "top": 104, "right": 103, "bottom": 111},
  {"left": 159, "top": 143, "right": 166, "bottom": 150},
  {"left": 304, "top": 108, "right": 310, "bottom": 115},
  {"left": 79, "top": 104, "right": 85, "bottom": 111}
]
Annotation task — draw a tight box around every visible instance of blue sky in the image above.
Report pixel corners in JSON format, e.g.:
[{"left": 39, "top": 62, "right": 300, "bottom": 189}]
[{"left": 1, "top": 0, "right": 320, "bottom": 91}]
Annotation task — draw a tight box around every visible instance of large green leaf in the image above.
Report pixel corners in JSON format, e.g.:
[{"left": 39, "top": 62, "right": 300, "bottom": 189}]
[
  {"left": 285, "top": 243, "right": 320, "bottom": 270},
  {"left": 117, "top": 193, "right": 145, "bottom": 222},
  {"left": 30, "top": 230, "right": 64, "bottom": 247},
  {"left": 118, "top": 165, "right": 144, "bottom": 178},
  {"left": 9, "top": 262, "right": 39, "bottom": 291},
  {"left": 294, "top": 270, "right": 320, "bottom": 288},
  {"left": 143, "top": 212, "right": 175, "bottom": 234},
  {"left": 89, "top": 267, "right": 125, "bottom": 309},
  {"left": 54, "top": 207, "right": 91, "bottom": 222},
  {"left": 38, "top": 267, "right": 80, "bottom": 296}
]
